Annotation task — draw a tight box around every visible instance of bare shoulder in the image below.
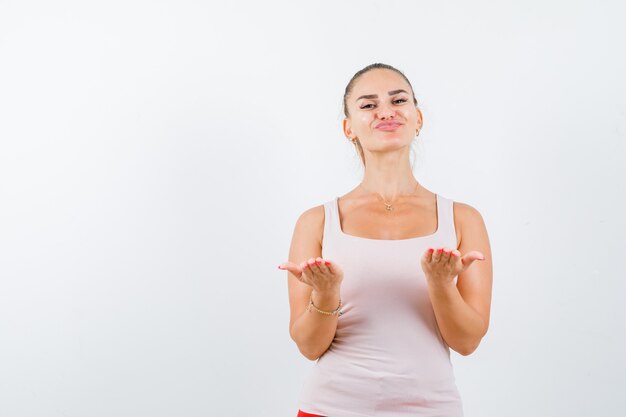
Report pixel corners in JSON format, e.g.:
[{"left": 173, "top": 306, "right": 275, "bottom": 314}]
[
  {"left": 287, "top": 201, "right": 326, "bottom": 264},
  {"left": 453, "top": 200, "right": 484, "bottom": 220},
  {"left": 452, "top": 201, "right": 487, "bottom": 248},
  {"left": 291, "top": 203, "right": 325, "bottom": 251}
]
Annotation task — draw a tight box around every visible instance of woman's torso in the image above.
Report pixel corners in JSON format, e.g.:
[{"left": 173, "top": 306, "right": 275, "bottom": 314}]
[{"left": 297, "top": 192, "right": 464, "bottom": 417}]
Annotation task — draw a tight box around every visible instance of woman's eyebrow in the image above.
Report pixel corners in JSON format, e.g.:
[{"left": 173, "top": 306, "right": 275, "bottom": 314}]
[{"left": 356, "top": 89, "right": 409, "bottom": 101}]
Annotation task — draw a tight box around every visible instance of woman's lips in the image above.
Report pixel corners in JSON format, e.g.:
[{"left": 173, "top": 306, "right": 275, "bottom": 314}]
[{"left": 376, "top": 123, "right": 402, "bottom": 131}]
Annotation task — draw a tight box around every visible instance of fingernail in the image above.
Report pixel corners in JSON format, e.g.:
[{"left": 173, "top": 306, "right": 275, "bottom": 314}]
[{"left": 325, "top": 261, "right": 331, "bottom": 265}]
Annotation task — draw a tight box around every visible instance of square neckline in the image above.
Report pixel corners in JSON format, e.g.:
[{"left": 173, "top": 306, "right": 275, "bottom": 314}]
[{"left": 334, "top": 194, "right": 441, "bottom": 242}]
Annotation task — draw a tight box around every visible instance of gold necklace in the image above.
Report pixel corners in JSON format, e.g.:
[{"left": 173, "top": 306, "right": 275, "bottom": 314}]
[{"left": 377, "top": 181, "right": 420, "bottom": 212}]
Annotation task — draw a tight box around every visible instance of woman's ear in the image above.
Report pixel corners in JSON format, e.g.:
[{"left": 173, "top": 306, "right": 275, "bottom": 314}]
[
  {"left": 416, "top": 108, "right": 423, "bottom": 130},
  {"left": 343, "top": 118, "right": 354, "bottom": 140}
]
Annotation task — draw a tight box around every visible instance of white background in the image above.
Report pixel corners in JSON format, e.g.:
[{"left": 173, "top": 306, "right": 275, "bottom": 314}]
[{"left": 1, "top": 1, "right": 625, "bottom": 416}]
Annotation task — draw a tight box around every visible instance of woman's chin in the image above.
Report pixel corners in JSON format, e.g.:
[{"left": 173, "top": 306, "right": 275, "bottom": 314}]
[
  {"left": 373, "top": 140, "right": 412, "bottom": 152},
  {"left": 375, "top": 130, "right": 411, "bottom": 139},
  {"left": 377, "top": 135, "right": 412, "bottom": 144}
]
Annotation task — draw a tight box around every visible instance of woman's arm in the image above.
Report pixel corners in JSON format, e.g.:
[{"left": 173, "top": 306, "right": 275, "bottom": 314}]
[
  {"left": 427, "top": 202, "right": 493, "bottom": 356},
  {"left": 286, "top": 206, "right": 342, "bottom": 361}
]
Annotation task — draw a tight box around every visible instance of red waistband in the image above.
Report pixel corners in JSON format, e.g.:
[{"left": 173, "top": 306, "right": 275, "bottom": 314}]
[{"left": 297, "top": 410, "right": 326, "bottom": 417}]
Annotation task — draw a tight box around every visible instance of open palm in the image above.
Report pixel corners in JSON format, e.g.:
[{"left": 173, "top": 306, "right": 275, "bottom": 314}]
[{"left": 420, "top": 246, "right": 485, "bottom": 287}]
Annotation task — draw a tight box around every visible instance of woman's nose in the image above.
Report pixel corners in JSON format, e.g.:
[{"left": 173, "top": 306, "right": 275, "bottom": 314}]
[{"left": 377, "top": 107, "right": 395, "bottom": 119}]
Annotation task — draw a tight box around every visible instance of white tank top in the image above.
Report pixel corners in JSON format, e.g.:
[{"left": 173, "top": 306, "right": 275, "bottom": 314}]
[{"left": 297, "top": 194, "right": 464, "bottom": 417}]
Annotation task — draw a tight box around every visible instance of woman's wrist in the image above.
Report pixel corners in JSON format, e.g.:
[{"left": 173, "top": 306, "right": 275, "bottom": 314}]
[{"left": 310, "top": 289, "right": 341, "bottom": 312}]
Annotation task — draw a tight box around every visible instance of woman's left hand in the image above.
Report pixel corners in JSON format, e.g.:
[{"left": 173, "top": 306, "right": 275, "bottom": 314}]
[{"left": 420, "top": 247, "right": 485, "bottom": 287}]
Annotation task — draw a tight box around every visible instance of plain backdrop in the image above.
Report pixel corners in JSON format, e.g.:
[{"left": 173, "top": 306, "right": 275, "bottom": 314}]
[{"left": 1, "top": 1, "right": 625, "bottom": 416}]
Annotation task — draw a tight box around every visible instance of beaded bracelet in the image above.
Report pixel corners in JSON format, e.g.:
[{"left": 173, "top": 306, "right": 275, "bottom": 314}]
[{"left": 307, "top": 294, "right": 342, "bottom": 316}]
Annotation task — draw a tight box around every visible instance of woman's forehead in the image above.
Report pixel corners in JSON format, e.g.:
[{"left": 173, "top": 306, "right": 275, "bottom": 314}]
[{"left": 352, "top": 70, "right": 410, "bottom": 97}]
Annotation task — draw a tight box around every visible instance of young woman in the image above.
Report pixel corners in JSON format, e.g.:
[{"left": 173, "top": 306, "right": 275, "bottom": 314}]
[{"left": 278, "top": 63, "right": 493, "bottom": 417}]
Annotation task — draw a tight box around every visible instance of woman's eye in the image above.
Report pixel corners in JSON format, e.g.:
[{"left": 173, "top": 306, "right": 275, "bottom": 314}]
[{"left": 360, "top": 99, "right": 407, "bottom": 109}]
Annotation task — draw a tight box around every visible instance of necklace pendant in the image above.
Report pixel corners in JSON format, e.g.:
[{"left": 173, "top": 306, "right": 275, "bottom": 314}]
[{"left": 385, "top": 204, "right": 393, "bottom": 211}]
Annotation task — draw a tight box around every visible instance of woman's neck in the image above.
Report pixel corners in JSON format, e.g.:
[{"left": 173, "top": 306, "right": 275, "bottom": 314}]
[{"left": 358, "top": 161, "right": 418, "bottom": 201}]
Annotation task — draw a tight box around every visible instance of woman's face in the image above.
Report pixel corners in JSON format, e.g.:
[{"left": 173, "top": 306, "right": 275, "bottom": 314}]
[{"left": 343, "top": 69, "right": 422, "bottom": 151}]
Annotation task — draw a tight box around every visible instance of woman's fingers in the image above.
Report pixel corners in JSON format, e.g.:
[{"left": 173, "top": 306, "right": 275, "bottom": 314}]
[
  {"left": 423, "top": 247, "right": 460, "bottom": 267},
  {"left": 449, "top": 249, "right": 461, "bottom": 265},
  {"left": 312, "top": 257, "right": 324, "bottom": 272},
  {"left": 425, "top": 247, "right": 459, "bottom": 264},
  {"left": 307, "top": 257, "right": 321, "bottom": 273},
  {"left": 460, "top": 250, "right": 485, "bottom": 269},
  {"left": 277, "top": 261, "right": 311, "bottom": 285},
  {"left": 422, "top": 247, "right": 484, "bottom": 271},
  {"left": 440, "top": 247, "right": 451, "bottom": 263},
  {"left": 278, "top": 261, "right": 299, "bottom": 274},
  {"left": 280, "top": 257, "right": 340, "bottom": 289}
]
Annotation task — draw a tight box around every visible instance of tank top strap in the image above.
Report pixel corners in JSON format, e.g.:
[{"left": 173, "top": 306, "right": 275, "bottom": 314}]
[
  {"left": 322, "top": 198, "right": 339, "bottom": 243},
  {"left": 436, "top": 194, "right": 459, "bottom": 249}
]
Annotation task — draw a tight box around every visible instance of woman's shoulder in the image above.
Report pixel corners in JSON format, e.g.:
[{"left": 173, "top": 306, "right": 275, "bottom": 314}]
[
  {"left": 450, "top": 198, "right": 486, "bottom": 249},
  {"left": 451, "top": 198, "right": 484, "bottom": 221},
  {"left": 297, "top": 202, "right": 326, "bottom": 227},
  {"left": 292, "top": 202, "right": 327, "bottom": 248}
]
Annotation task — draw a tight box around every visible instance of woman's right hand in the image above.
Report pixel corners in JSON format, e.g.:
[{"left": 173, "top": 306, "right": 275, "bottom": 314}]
[{"left": 278, "top": 257, "right": 343, "bottom": 294}]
